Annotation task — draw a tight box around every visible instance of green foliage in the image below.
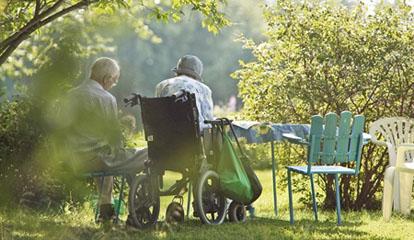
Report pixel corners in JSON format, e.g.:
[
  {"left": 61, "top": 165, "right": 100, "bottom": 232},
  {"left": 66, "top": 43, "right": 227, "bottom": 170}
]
[
  {"left": 0, "top": 98, "right": 93, "bottom": 208},
  {"left": 234, "top": 0, "right": 414, "bottom": 209},
  {"left": 0, "top": 99, "right": 42, "bottom": 165},
  {"left": 0, "top": 99, "right": 43, "bottom": 204}
]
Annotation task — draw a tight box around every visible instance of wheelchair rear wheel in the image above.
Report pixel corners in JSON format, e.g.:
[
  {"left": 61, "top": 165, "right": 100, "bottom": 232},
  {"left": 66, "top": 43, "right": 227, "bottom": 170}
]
[
  {"left": 194, "top": 170, "right": 226, "bottom": 224},
  {"left": 128, "top": 174, "right": 160, "bottom": 229}
]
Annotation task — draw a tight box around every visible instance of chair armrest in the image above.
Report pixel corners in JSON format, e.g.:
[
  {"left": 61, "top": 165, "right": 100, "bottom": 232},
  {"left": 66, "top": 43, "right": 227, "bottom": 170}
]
[
  {"left": 282, "top": 133, "right": 309, "bottom": 145},
  {"left": 370, "top": 138, "right": 389, "bottom": 147},
  {"left": 368, "top": 128, "right": 389, "bottom": 147},
  {"left": 396, "top": 144, "right": 414, "bottom": 168},
  {"left": 362, "top": 133, "right": 371, "bottom": 145}
]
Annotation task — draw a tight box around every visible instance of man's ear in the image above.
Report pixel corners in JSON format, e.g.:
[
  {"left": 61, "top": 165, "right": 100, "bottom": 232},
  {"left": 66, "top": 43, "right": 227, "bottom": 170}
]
[{"left": 102, "top": 74, "right": 112, "bottom": 89}]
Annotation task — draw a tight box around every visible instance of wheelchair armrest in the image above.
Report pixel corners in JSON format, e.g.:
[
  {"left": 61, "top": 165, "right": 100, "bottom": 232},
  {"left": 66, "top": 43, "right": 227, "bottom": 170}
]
[{"left": 282, "top": 133, "right": 309, "bottom": 145}]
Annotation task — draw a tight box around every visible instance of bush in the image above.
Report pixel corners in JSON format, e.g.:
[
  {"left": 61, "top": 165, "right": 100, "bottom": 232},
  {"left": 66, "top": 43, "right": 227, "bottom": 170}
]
[
  {"left": 233, "top": 1, "right": 414, "bottom": 210},
  {"left": 0, "top": 99, "right": 91, "bottom": 209}
]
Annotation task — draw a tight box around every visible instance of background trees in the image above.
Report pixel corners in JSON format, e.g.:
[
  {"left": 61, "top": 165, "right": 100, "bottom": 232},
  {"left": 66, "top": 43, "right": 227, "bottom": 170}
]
[
  {"left": 234, "top": 0, "right": 414, "bottom": 209},
  {"left": 0, "top": 0, "right": 264, "bottom": 104}
]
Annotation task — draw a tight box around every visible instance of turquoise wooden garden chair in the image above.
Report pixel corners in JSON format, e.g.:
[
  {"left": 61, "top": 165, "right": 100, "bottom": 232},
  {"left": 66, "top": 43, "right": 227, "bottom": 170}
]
[{"left": 283, "top": 111, "right": 365, "bottom": 225}]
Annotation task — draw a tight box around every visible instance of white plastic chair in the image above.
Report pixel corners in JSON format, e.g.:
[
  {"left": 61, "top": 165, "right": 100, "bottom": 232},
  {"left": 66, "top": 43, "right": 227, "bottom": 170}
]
[{"left": 369, "top": 117, "right": 414, "bottom": 221}]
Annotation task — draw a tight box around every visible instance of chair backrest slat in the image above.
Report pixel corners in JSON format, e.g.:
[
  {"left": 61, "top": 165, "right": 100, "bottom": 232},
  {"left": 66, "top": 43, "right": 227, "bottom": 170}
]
[
  {"left": 336, "top": 111, "right": 352, "bottom": 163},
  {"left": 321, "top": 113, "right": 337, "bottom": 164},
  {"left": 348, "top": 115, "right": 365, "bottom": 168},
  {"left": 308, "top": 115, "right": 323, "bottom": 164}
]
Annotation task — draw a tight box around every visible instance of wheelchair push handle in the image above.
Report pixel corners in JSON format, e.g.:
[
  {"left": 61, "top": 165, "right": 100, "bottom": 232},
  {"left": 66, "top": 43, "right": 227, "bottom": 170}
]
[
  {"left": 172, "top": 89, "right": 186, "bottom": 98},
  {"left": 172, "top": 90, "right": 191, "bottom": 103},
  {"left": 123, "top": 93, "right": 140, "bottom": 107},
  {"left": 205, "top": 118, "right": 247, "bottom": 157}
]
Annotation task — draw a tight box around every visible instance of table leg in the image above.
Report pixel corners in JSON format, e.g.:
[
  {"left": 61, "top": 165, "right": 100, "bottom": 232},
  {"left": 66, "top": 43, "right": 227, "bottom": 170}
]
[{"left": 271, "top": 141, "right": 278, "bottom": 217}]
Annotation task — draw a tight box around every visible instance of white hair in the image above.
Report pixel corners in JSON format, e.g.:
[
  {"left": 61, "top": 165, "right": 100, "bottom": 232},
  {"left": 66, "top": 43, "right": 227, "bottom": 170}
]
[{"left": 89, "top": 57, "right": 120, "bottom": 83}]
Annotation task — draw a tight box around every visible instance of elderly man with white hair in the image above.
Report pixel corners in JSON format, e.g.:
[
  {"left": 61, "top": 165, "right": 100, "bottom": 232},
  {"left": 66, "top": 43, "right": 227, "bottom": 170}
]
[{"left": 63, "top": 57, "right": 147, "bottom": 224}]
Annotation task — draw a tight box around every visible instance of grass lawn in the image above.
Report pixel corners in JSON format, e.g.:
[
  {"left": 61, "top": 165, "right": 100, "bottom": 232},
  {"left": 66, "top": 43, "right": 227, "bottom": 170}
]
[{"left": 0, "top": 170, "right": 413, "bottom": 240}]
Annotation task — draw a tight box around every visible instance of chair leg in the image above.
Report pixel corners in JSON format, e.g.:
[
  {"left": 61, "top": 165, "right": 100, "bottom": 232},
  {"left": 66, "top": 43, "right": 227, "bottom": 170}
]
[
  {"left": 383, "top": 167, "right": 395, "bottom": 221},
  {"left": 114, "top": 176, "right": 126, "bottom": 223},
  {"left": 334, "top": 174, "right": 342, "bottom": 225},
  {"left": 271, "top": 141, "right": 278, "bottom": 217},
  {"left": 399, "top": 171, "right": 413, "bottom": 216},
  {"left": 186, "top": 181, "right": 192, "bottom": 218},
  {"left": 287, "top": 169, "right": 294, "bottom": 224},
  {"left": 310, "top": 174, "right": 318, "bottom": 221},
  {"left": 393, "top": 170, "right": 401, "bottom": 212},
  {"left": 95, "top": 176, "right": 105, "bottom": 222}
]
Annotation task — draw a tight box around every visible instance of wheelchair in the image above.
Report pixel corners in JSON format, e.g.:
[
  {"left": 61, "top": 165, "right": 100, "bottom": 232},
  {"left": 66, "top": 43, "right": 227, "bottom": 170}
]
[{"left": 124, "top": 90, "right": 247, "bottom": 228}]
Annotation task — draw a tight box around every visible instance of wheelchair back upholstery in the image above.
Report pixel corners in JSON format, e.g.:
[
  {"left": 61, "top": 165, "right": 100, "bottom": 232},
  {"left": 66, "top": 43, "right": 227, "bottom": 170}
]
[{"left": 139, "top": 91, "right": 203, "bottom": 173}]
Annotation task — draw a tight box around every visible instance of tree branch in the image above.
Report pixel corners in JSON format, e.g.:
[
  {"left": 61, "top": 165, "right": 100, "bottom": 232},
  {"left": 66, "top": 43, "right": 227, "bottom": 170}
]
[
  {"left": 0, "top": 41, "right": 22, "bottom": 67},
  {"left": 0, "top": 0, "right": 96, "bottom": 66},
  {"left": 36, "top": 0, "right": 65, "bottom": 20},
  {"left": 0, "top": 0, "right": 65, "bottom": 51},
  {"left": 35, "top": 0, "right": 41, "bottom": 16}
]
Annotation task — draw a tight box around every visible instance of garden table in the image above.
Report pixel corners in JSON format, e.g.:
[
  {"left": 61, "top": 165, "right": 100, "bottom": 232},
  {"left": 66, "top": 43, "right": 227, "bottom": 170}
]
[{"left": 232, "top": 121, "right": 310, "bottom": 217}]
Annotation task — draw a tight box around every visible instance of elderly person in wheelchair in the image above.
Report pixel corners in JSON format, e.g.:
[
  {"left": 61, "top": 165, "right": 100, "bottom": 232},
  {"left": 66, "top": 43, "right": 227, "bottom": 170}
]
[
  {"left": 123, "top": 55, "right": 260, "bottom": 228},
  {"left": 155, "top": 55, "right": 213, "bottom": 133},
  {"left": 61, "top": 57, "right": 148, "bottom": 225}
]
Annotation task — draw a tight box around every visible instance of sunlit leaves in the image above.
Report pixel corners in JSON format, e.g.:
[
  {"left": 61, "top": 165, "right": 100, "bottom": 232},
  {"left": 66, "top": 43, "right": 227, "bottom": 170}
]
[{"left": 235, "top": 0, "right": 414, "bottom": 122}]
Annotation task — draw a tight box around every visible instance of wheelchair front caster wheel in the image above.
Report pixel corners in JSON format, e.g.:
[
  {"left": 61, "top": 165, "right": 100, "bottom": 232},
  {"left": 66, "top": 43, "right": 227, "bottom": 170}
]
[
  {"left": 228, "top": 201, "right": 246, "bottom": 223},
  {"left": 166, "top": 201, "right": 185, "bottom": 224}
]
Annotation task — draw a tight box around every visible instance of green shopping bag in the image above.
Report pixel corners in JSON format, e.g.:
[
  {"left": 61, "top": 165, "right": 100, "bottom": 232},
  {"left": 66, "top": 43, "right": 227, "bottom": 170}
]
[{"left": 217, "top": 132, "right": 254, "bottom": 204}]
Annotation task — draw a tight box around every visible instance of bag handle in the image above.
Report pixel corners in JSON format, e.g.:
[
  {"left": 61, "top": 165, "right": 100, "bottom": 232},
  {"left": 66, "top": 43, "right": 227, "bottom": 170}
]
[{"left": 212, "top": 118, "right": 247, "bottom": 158}]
